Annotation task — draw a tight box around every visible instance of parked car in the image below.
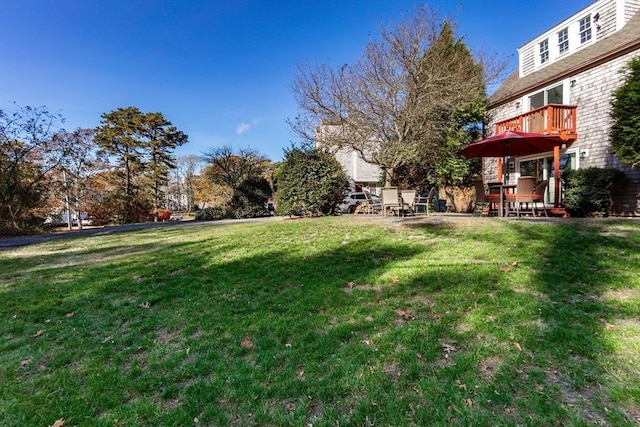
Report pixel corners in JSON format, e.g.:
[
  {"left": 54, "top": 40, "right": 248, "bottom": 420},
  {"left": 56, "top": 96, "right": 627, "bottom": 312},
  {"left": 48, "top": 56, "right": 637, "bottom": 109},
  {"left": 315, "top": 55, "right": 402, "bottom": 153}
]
[
  {"left": 339, "top": 191, "right": 380, "bottom": 214},
  {"left": 369, "top": 194, "right": 382, "bottom": 213}
]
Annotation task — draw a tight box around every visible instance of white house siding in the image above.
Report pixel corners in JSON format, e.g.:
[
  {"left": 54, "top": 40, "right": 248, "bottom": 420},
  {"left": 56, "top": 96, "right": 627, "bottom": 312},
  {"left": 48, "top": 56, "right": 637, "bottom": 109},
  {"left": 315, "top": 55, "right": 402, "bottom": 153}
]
[
  {"left": 519, "top": 45, "right": 536, "bottom": 77},
  {"left": 598, "top": 0, "right": 619, "bottom": 38},
  {"left": 332, "top": 147, "right": 382, "bottom": 189},
  {"left": 518, "top": 0, "right": 634, "bottom": 76},
  {"left": 625, "top": 0, "right": 640, "bottom": 21}
]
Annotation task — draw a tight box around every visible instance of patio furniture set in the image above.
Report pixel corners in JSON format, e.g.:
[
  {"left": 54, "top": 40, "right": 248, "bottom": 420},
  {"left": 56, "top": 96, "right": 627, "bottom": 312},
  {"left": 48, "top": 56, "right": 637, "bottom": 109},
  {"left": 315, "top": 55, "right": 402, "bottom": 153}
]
[
  {"left": 379, "top": 187, "right": 437, "bottom": 217},
  {"left": 475, "top": 177, "right": 549, "bottom": 218}
]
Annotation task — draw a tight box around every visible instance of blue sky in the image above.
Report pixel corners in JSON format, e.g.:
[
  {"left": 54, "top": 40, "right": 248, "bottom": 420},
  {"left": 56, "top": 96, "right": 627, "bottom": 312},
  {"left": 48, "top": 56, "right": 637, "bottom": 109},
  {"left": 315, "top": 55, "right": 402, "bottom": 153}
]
[{"left": 0, "top": 0, "right": 591, "bottom": 161}]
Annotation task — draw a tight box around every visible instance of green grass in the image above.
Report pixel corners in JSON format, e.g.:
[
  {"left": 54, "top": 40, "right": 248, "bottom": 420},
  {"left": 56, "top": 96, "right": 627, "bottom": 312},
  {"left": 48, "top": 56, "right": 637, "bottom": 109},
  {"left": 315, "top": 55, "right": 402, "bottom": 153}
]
[{"left": 1, "top": 216, "right": 639, "bottom": 426}]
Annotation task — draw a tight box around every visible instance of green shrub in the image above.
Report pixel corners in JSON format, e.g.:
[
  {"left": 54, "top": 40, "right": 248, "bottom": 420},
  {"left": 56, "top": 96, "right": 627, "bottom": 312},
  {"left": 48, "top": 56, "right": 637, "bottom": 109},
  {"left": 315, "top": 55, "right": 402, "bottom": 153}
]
[
  {"left": 563, "top": 167, "right": 625, "bottom": 217},
  {"left": 229, "top": 176, "right": 273, "bottom": 218},
  {"left": 230, "top": 205, "right": 271, "bottom": 219},
  {"left": 194, "top": 206, "right": 231, "bottom": 221},
  {"left": 274, "top": 147, "right": 348, "bottom": 216}
]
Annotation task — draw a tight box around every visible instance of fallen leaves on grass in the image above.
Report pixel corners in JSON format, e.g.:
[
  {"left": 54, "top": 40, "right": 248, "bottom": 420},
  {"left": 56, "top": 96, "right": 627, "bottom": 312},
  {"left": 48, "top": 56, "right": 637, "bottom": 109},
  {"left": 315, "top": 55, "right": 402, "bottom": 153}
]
[
  {"left": 20, "top": 357, "right": 33, "bottom": 367},
  {"left": 499, "top": 260, "right": 519, "bottom": 273},
  {"left": 240, "top": 336, "right": 254, "bottom": 349},
  {"left": 600, "top": 318, "right": 618, "bottom": 329},
  {"left": 30, "top": 329, "right": 45, "bottom": 338},
  {"left": 442, "top": 343, "right": 457, "bottom": 357},
  {"left": 139, "top": 302, "right": 151, "bottom": 309},
  {"left": 284, "top": 402, "right": 296, "bottom": 413},
  {"left": 391, "top": 276, "right": 399, "bottom": 283},
  {"left": 394, "top": 309, "right": 414, "bottom": 320},
  {"left": 64, "top": 311, "right": 76, "bottom": 318},
  {"left": 50, "top": 418, "right": 65, "bottom": 427}
]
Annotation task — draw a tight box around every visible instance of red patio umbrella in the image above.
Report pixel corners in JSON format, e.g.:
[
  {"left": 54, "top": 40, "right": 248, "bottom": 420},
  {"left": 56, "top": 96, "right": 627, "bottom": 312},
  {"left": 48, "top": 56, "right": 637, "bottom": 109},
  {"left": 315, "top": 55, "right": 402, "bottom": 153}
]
[
  {"left": 460, "top": 130, "right": 574, "bottom": 208},
  {"left": 459, "top": 130, "right": 568, "bottom": 158}
]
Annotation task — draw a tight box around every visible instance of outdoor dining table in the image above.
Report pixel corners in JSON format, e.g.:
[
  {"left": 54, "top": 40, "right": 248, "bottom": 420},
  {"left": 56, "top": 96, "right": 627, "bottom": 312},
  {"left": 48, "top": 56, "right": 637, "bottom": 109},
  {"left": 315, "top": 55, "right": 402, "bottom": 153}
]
[
  {"left": 390, "top": 196, "right": 413, "bottom": 217},
  {"left": 488, "top": 183, "right": 516, "bottom": 217}
]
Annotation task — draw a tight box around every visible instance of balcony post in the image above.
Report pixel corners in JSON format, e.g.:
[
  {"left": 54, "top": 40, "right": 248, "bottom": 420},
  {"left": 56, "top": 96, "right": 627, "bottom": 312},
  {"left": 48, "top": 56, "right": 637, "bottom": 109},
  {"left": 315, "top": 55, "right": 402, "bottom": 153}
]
[
  {"left": 554, "top": 145, "right": 560, "bottom": 208},
  {"left": 546, "top": 106, "right": 554, "bottom": 133}
]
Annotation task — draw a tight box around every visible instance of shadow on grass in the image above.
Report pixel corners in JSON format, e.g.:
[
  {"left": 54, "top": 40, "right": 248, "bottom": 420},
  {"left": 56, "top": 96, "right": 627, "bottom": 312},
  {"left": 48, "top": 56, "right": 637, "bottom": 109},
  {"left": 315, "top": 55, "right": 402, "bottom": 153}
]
[
  {"left": 503, "top": 220, "right": 640, "bottom": 424},
  {"left": 1, "top": 217, "right": 638, "bottom": 425}
]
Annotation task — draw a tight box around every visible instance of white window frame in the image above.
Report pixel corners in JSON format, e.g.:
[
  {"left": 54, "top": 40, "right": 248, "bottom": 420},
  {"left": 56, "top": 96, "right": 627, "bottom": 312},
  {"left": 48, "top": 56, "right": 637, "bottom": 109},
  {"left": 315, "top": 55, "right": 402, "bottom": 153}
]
[
  {"left": 579, "top": 15, "right": 592, "bottom": 44},
  {"left": 558, "top": 27, "right": 569, "bottom": 55},
  {"left": 539, "top": 39, "right": 549, "bottom": 64},
  {"left": 526, "top": 81, "right": 567, "bottom": 111}
]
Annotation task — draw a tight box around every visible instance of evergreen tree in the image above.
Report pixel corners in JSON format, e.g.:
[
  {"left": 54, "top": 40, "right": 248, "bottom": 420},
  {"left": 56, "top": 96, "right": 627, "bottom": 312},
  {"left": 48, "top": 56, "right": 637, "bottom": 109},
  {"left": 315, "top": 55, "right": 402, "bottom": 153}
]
[
  {"left": 610, "top": 57, "right": 640, "bottom": 168},
  {"left": 140, "top": 112, "right": 188, "bottom": 217}
]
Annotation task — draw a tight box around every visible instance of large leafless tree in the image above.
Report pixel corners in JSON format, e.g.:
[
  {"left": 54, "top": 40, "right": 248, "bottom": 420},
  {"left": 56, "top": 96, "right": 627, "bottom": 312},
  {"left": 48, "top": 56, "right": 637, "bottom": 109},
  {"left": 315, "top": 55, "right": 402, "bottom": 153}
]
[
  {"left": 202, "top": 145, "right": 269, "bottom": 191},
  {"left": 289, "top": 6, "right": 505, "bottom": 185}
]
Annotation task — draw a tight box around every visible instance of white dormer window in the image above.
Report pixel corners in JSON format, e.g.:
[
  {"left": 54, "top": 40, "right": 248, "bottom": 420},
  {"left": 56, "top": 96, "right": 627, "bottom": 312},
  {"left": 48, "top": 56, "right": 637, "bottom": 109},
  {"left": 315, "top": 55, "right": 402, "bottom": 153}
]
[
  {"left": 539, "top": 39, "right": 549, "bottom": 64},
  {"left": 579, "top": 15, "right": 592, "bottom": 43},
  {"left": 558, "top": 28, "right": 569, "bottom": 54}
]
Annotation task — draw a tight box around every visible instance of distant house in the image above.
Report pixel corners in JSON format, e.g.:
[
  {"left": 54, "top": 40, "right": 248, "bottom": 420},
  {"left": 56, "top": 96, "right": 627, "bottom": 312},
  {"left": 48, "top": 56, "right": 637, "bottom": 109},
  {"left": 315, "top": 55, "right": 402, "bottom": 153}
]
[
  {"left": 487, "top": 0, "right": 640, "bottom": 215},
  {"left": 315, "top": 120, "right": 383, "bottom": 193}
]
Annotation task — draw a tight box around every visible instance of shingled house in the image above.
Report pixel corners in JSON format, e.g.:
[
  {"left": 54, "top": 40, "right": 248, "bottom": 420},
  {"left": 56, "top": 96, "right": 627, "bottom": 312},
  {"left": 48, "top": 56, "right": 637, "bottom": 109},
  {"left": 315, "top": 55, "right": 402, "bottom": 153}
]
[{"left": 486, "top": 0, "right": 640, "bottom": 215}]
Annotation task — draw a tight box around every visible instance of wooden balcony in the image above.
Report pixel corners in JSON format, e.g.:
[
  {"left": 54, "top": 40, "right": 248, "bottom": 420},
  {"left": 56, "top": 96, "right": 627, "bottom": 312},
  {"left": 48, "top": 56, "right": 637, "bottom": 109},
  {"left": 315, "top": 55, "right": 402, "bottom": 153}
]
[{"left": 494, "top": 104, "right": 577, "bottom": 141}]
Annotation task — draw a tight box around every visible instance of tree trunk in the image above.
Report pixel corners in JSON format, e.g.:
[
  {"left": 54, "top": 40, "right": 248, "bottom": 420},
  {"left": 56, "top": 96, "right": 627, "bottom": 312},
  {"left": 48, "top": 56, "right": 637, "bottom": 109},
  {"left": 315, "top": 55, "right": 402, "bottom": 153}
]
[{"left": 443, "top": 185, "right": 475, "bottom": 213}]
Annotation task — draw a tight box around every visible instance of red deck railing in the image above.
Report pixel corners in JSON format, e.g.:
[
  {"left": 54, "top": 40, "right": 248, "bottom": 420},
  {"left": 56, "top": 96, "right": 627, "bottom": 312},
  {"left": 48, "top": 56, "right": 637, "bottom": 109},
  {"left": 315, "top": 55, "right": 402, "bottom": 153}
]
[{"left": 494, "top": 104, "right": 577, "bottom": 140}]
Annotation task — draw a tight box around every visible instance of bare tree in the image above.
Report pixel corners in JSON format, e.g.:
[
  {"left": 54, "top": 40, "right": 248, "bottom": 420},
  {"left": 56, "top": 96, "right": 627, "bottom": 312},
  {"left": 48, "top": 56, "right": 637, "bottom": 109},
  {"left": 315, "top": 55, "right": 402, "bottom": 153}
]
[
  {"left": 53, "top": 128, "right": 103, "bottom": 229},
  {"left": 202, "top": 145, "right": 269, "bottom": 191},
  {"left": 176, "top": 154, "right": 203, "bottom": 211},
  {"left": 289, "top": 6, "right": 506, "bottom": 185}
]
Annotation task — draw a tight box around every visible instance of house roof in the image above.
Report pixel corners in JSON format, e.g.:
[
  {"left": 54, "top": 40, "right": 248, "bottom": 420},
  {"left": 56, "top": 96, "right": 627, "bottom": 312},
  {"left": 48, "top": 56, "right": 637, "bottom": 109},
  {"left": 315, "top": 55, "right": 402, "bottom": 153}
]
[{"left": 489, "top": 10, "right": 640, "bottom": 108}]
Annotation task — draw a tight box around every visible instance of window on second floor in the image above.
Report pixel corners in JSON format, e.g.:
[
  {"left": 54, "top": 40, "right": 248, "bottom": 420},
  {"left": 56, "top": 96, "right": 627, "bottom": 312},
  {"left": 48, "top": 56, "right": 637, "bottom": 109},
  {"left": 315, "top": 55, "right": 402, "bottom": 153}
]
[
  {"left": 539, "top": 39, "right": 549, "bottom": 64},
  {"left": 558, "top": 28, "right": 569, "bottom": 54},
  {"left": 579, "top": 15, "right": 592, "bottom": 44},
  {"left": 540, "top": 39, "right": 549, "bottom": 64},
  {"left": 528, "top": 83, "right": 564, "bottom": 110}
]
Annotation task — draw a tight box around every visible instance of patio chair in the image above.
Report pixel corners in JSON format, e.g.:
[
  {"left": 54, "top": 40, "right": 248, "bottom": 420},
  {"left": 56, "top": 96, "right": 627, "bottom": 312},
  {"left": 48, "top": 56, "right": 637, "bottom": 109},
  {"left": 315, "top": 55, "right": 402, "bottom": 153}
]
[
  {"left": 473, "top": 181, "right": 500, "bottom": 216},
  {"left": 400, "top": 190, "right": 417, "bottom": 214},
  {"left": 504, "top": 176, "right": 537, "bottom": 217},
  {"left": 380, "top": 187, "right": 400, "bottom": 216},
  {"left": 357, "top": 192, "right": 377, "bottom": 214},
  {"left": 532, "top": 180, "right": 549, "bottom": 217},
  {"left": 414, "top": 187, "right": 436, "bottom": 215}
]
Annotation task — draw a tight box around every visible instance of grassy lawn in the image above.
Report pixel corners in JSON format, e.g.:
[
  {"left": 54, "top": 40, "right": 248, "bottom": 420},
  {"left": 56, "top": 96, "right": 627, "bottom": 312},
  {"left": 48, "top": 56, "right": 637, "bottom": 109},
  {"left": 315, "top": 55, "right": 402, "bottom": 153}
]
[{"left": 1, "top": 216, "right": 639, "bottom": 426}]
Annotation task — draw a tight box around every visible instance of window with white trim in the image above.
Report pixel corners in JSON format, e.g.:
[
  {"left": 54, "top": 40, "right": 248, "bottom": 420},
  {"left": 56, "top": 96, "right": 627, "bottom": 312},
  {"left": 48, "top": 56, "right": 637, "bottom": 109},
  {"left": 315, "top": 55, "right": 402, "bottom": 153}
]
[
  {"left": 558, "top": 28, "right": 569, "bottom": 54},
  {"left": 539, "top": 39, "right": 549, "bottom": 64},
  {"left": 528, "top": 83, "right": 564, "bottom": 110},
  {"left": 579, "top": 15, "right": 592, "bottom": 44}
]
